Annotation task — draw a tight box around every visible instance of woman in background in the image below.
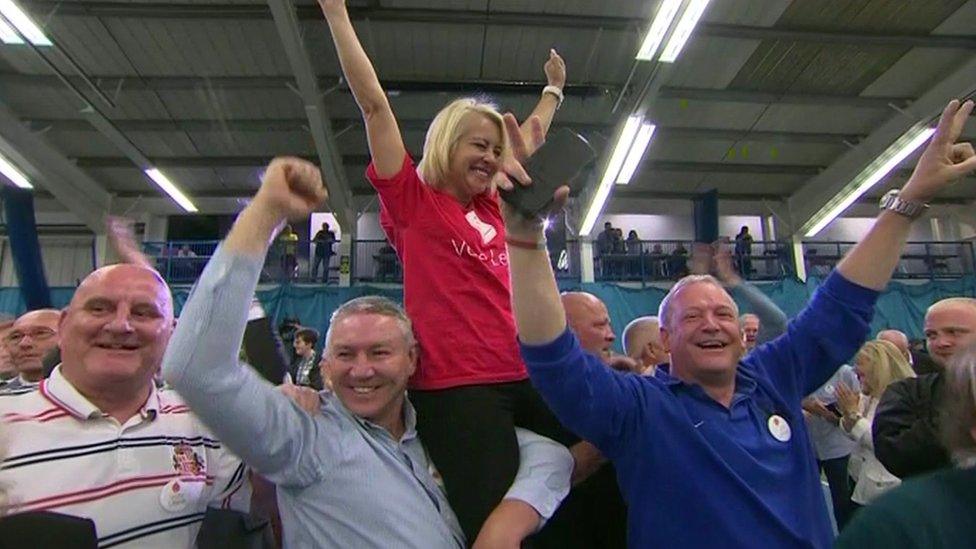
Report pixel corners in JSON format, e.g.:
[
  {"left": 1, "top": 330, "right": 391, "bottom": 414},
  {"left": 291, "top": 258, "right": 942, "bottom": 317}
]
[{"left": 836, "top": 339, "right": 915, "bottom": 507}]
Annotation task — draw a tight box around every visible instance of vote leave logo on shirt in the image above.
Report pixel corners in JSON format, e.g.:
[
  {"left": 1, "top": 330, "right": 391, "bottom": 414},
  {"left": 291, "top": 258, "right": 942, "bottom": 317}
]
[
  {"left": 465, "top": 211, "right": 498, "bottom": 245},
  {"left": 451, "top": 239, "right": 509, "bottom": 267}
]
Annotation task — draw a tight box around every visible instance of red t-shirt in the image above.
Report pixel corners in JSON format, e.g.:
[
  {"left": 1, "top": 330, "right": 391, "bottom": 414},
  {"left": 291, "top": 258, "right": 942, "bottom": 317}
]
[{"left": 366, "top": 155, "right": 527, "bottom": 390}]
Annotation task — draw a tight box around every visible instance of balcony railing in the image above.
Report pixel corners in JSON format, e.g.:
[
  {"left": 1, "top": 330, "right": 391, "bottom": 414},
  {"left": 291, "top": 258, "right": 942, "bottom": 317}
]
[{"left": 139, "top": 239, "right": 976, "bottom": 286}]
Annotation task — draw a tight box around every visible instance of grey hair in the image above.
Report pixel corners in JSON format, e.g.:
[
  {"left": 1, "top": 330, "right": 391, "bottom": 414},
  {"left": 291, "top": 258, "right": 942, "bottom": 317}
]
[
  {"left": 657, "top": 275, "right": 736, "bottom": 329},
  {"left": 941, "top": 341, "right": 976, "bottom": 466},
  {"left": 324, "top": 296, "right": 416, "bottom": 352}
]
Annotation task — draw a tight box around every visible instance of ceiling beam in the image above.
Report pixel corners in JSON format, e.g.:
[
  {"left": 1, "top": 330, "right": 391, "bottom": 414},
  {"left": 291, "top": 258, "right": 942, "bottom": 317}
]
[
  {"left": 22, "top": 1, "right": 976, "bottom": 50},
  {"left": 0, "top": 72, "right": 611, "bottom": 98},
  {"left": 73, "top": 155, "right": 832, "bottom": 176},
  {"left": 0, "top": 101, "right": 112, "bottom": 231},
  {"left": 787, "top": 55, "right": 976, "bottom": 235},
  {"left": 23, "top": 117, "right": 867, "bottom": 144},
  {"left": 3, "top": 71, "right": 910, "bottom": 108},
  {"left": 266, "top": 0, "right": 355, "bottom": 231},
  {"left": 697, "top": 23, "right": 976, "bottom": 50},
  {"left": 659, "top": 86, "right": 913, "bottom": 109}
]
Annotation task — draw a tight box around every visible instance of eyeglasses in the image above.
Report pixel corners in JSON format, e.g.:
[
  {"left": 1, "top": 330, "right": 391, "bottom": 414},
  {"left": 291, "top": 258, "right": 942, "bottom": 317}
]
[{"left": 4, "top": 327, "right": 57, "bottom": 345}]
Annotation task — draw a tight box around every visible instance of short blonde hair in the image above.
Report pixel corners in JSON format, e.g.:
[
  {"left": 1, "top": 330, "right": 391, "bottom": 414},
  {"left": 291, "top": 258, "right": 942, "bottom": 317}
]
[
  {"left": 855, "top": 339, "right": 915, "bottom": 396},
  {"left": 417, "top": 97, "right": 508, "bottom": 186}
]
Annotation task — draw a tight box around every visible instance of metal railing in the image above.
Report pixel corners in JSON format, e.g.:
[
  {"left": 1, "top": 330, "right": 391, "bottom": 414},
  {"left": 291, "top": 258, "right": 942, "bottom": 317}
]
[
  {"left": 139, "top": 239, "right": 976, "bottom": 286},
  {"left": 593, "top": 240, "right": 794, "bottom": 283},
  {"left": 802, "top": 240, "right": 976, "bottom": 280},
  {"left": 143, "top": 240, "right": 339, "bottom": 284}
]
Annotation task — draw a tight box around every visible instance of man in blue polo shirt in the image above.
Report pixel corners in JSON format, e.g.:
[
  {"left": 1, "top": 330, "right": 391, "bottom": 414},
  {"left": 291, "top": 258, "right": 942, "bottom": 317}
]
[{"left": 499, "top": 98, "right": 976, "bottom": 548}]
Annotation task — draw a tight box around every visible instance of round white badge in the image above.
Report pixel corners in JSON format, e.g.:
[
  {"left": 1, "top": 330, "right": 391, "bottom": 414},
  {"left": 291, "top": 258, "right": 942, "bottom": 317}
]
[
  {"left": 767, "top": 414, "right": 792, "bottom": 442},
  {"left": 160, "top": 478, "right": 204, "bottom": 512},
  {"left": 160, "top": 479, "right": 189, "bottom": 512}
]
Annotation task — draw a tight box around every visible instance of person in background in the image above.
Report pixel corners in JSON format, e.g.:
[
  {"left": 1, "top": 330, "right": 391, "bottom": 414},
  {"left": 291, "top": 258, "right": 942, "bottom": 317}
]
[
  {"left": 872, "top": 297, "right": 976, "bottom": 478},
  {"left": 0, "top": 309, "right": 61, "bottom": 395},
  {"left": 734, "top": 226, "right": 754, "bottom": 278},
  {"left": 802, "top": 365, "right": 860, "bottom": 531},
  {"left": 279, "top": 224, "right": 299, "bottom": 279},
  {"left": 622, "top": 316, "right": 668, "bottom": 375},
  {"left": 311, "top": 222, "right": 337, "bottom": 283},
  {"left": 836, "top": 340, "right": 915, "bottom": 507},
  {"left": 835, "top": 341, "right": 976, "bottom": 549},
  {"left": 290, "top": 327, "right": 321, "bottom": 390},
  {"left": 876, "top": 329, "right": 940, "bottom": 376},
  {"left": 0, "top": 315, "right": 15, "bottom": 388},
  {"left": 596, "top": 222, "right": 614, "bottom": 258}
]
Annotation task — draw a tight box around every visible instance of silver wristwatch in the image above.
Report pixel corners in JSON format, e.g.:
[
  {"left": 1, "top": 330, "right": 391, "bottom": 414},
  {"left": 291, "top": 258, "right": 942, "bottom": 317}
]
[{"left": 879, "top": 189, "right": 928, "bottom": 219}]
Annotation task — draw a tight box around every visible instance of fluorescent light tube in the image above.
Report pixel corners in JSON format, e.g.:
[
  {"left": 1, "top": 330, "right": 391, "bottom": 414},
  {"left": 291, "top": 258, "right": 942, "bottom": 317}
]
[
  {"left": 636, "top": 0, "right": 683, "bottom": 61},
  {"left": 144, "top": 168, "right": 199, "bottom": 213},
  {"left": 660, "top": 0, "right": 711, "bottom": 63},
  {"left": 802, "top": 125, "right": 935, "bottom": 237},
  {"left": 580, "top": 116, "right": 643, "bottom": 235},
  {"left": 616, "top": 122, "right": 656, "bottom": 184},
  {"left": 0, "top": 0, "right": 52, "bottom": 46},
  {"left": 0, "top": 20, "right": 20, "bottom": 43},
  {"left": 0, "top": 152, "right": 32, "bottom": 188}
]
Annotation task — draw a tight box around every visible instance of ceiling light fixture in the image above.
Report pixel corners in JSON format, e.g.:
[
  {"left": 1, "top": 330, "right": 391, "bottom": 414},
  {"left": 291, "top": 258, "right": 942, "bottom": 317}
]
[
  {"left": 635, "top": 0, "right": 683, "bottom": 61},
  {"left": 616, "top": 122, "right": 657, "bottom": 184},
  {"left": 580, "top": 115, "right": 643, "bottom": 235},
  {"left": 802, "top": 124, "right": 935, "bottom": 237},
  {"left": 0, "top": 0, "right": 52, "bottom": 46},
  {"left": 659, "top": 0, "right": 711, "bottom": 63},
  {"left": 0, "top": 151, "right": 32, "bottom": 188},
  {"left": 144, "top": 168, "right": 199, "bottom": 213}
]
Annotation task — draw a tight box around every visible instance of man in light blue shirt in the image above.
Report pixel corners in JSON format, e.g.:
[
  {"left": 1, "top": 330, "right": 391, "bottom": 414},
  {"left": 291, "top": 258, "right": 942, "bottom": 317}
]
[
  {"left": 804, "top": 365, "right": 860, "bottom": 530},
  {"left": 161, "top": 158, "right": 573, "bottom": 548}
]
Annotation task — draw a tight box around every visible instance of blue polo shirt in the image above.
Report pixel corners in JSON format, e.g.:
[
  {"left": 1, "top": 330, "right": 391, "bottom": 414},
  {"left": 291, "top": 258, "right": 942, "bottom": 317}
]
[{"left": 522, "top": 272, "right": 878, "bottom": 548}]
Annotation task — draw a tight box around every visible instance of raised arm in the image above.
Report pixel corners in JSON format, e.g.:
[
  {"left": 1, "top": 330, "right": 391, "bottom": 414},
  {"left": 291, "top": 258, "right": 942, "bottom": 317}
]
[
  {"left": 713, "top": 245, "right": 787, "bottom": 343},
  {"left": 522, "top": 49, "right": 565, "bottom": 138},
  {"left": 162, "top": 158, "right": 329, "bottom": 486},
  {"left": 836, "top": 99, "right": 976, "bottom": 290},
  {"left": 319, "top": 0, "right": 405, "bottom": 176}
]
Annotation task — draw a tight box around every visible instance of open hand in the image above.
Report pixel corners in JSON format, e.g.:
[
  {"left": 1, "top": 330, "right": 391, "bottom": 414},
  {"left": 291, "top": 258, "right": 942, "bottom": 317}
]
[
  {"left": 497, "top": 113, "right": 570, "bottom": 237},
  {"left": 901, "top": 99, "right": 976, "bottom": 202},
  {"left": 712, "top": 241, "right": 742, "bottom": 285},
  {"left": 106, "top": 216, "right": 154, "bottom": 270}
]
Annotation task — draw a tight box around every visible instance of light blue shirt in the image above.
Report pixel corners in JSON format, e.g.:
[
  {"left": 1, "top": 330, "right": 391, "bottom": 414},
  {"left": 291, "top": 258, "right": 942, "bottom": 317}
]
[
  {"left": 162, "top": 245, "right": 572, "bottom": 548},
  {"left": 805, "top": 365, "right": 860, "bottom": 460}
]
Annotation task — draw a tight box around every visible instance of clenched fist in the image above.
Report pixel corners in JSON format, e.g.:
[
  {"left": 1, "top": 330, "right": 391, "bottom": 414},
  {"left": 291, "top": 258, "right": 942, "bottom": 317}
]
[{"left": 253, "top": 157, "right": 328, "bottom": 223}]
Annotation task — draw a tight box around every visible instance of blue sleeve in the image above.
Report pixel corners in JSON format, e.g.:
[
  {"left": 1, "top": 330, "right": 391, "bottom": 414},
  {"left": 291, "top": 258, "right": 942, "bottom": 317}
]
[
  {"left": 161, "top": 245, "right": 335, "bottom": 488},
  {"left": 521, "top": 329, "right": 643, "bottom": 457},
  {"left": 731, "top": 282, "right": 788, "bottom": 344},
  {"left": 747, "top": 271, "right": 878, "bottom": 402}
]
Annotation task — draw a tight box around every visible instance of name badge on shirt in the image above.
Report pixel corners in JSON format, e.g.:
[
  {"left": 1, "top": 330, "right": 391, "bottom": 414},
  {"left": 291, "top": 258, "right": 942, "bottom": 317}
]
[{"left": 767, "top": 414, "right": 792, "bottom": 442}]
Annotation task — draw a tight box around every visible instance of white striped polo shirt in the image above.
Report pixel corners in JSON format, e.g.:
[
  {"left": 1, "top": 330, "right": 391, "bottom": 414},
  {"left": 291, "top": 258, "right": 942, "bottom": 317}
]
[{"left": 0, "top": 366, "right": 250, "bottom": 548}]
